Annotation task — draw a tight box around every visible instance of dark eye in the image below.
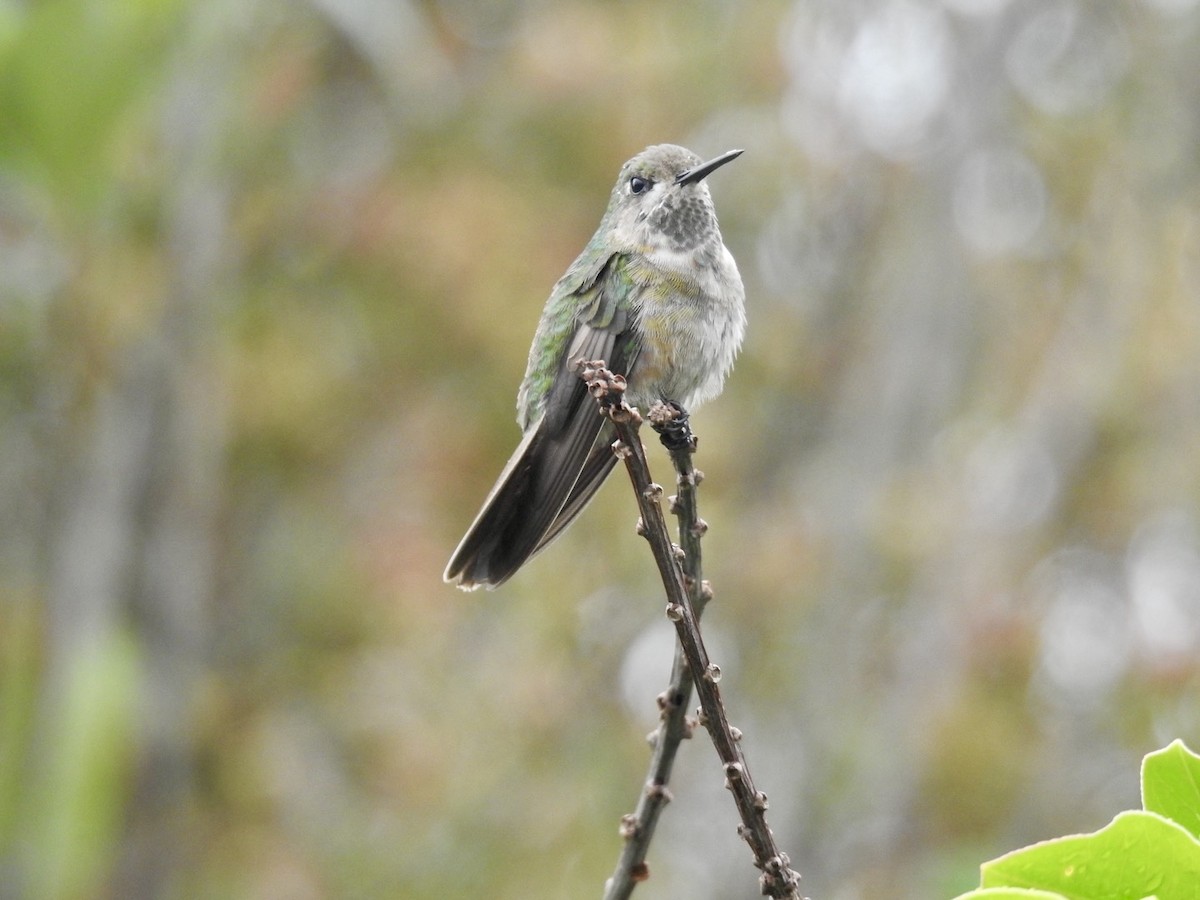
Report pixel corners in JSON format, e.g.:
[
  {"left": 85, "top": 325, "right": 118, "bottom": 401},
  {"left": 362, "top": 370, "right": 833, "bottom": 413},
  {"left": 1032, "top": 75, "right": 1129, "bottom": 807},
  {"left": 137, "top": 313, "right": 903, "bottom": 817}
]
[{"left": 629, "top": 176, "right": 651, "bottom": 195}]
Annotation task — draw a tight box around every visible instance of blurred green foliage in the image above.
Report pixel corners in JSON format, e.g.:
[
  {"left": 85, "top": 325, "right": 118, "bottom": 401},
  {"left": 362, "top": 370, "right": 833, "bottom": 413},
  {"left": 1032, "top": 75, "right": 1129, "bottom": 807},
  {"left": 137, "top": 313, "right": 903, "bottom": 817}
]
[
  {"left": 0, "top": 0, "right": 182, "bottom": 206},
  {"left": 1, "top": 1, "right": 1199, "bottom": 898}
]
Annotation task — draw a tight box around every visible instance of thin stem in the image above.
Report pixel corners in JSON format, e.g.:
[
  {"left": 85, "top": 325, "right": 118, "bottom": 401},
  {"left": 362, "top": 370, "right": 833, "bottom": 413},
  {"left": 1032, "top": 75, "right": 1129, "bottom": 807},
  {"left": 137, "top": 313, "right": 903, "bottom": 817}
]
[
  {"left": 581, "top": 361, "right": 802, "bottom": 900},
  {"left": 602, "top": 403, "right": 709, "bottom": 900}
]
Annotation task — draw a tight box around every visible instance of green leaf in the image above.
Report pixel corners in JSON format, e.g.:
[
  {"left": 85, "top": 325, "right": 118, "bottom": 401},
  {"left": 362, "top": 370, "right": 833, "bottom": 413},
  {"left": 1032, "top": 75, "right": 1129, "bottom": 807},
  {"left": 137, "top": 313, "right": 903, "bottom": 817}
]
[
  {"left": 1142, "top": 739, "right": 1200, "bottom": 840},
  {"left": 951, "top": 888, "right": 1068, "bottom": 899},
  {"left": 980, "top": 810, "right": 1200, "bottom": 898}
]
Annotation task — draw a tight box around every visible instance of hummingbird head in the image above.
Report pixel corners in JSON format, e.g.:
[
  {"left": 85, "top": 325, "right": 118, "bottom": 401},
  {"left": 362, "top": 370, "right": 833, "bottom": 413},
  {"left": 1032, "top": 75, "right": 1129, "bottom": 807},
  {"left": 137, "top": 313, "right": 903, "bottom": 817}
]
[{"left": 601, "top": 144, "right": 743, "bottom": 255}]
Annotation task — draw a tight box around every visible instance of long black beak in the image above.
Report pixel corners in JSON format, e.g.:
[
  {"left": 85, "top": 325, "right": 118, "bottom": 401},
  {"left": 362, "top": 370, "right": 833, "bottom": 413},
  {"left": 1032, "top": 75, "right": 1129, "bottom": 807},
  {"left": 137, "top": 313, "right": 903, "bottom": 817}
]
[{"left": 674, "top": 148, "right": 744, "bottom": 186}]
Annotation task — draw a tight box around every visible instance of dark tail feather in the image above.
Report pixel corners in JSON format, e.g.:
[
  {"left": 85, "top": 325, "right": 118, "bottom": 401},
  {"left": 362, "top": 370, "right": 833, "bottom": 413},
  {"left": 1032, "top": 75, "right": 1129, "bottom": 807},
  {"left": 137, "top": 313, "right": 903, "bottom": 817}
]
[
  {"left": 445, "top": 316, "right": 635, "bottom": 590},
  {"left": 530, "top": 433, "right": 618, "bottom": 557},
  {"left": 443, "top": 415, "right": 610, "bottom": 591}
]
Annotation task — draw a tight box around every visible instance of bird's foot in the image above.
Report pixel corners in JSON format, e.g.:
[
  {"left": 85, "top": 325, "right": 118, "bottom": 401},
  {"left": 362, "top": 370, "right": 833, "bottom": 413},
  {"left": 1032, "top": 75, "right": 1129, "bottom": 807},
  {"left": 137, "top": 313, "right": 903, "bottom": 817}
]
[{"left": 649, "top": 400, "right": 696, "bottom": 453}]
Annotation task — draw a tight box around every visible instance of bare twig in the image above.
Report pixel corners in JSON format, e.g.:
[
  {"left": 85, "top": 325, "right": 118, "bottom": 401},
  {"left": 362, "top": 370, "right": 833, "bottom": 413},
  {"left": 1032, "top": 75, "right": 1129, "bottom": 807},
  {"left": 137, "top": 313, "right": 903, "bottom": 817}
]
[
  {"left": 602, "top": 402, "right": 710, "bottom": 900},
  {"left": 581, "top": 361, "right": 803, "bottom": 900}
]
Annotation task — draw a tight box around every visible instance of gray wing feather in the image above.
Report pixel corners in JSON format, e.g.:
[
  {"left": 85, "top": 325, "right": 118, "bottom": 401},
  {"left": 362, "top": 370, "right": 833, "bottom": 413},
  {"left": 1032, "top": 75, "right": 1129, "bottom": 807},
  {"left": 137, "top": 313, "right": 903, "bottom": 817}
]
[{"left": 443, "top": 312, "right": 638, "bottom": 590}]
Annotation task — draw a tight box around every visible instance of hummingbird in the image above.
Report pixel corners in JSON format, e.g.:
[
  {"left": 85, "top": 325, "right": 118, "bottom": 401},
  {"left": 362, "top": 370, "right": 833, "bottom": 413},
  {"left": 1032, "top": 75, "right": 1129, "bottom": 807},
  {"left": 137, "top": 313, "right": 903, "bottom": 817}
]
[{"left": 444, "top": 144, "right": 746, "bottom": 590}]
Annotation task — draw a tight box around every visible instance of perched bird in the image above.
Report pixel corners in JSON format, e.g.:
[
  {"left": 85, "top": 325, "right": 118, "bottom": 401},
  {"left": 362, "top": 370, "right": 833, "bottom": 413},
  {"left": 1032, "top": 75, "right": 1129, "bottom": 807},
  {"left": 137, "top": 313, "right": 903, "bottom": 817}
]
[{"left": 444, "top": 144, "right": 746, "bottom": 590}]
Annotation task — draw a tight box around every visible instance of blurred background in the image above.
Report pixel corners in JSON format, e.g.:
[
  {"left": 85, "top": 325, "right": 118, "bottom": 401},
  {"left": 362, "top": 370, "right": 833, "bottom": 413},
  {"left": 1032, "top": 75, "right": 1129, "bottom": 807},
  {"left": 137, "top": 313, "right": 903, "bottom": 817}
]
[{"left": 2, "top": 0, "right": 1199, "bottom": 898}]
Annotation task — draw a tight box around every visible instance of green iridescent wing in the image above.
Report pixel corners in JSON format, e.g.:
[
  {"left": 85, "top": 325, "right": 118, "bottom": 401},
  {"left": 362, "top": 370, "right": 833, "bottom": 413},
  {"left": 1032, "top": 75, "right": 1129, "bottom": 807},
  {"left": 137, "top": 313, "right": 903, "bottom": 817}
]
[
  {"left": 530, "top": 252, "right": 647, "bottom": 544},
  {"left": 444, "top": 254, "right": 643, "bottom": 589}
]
